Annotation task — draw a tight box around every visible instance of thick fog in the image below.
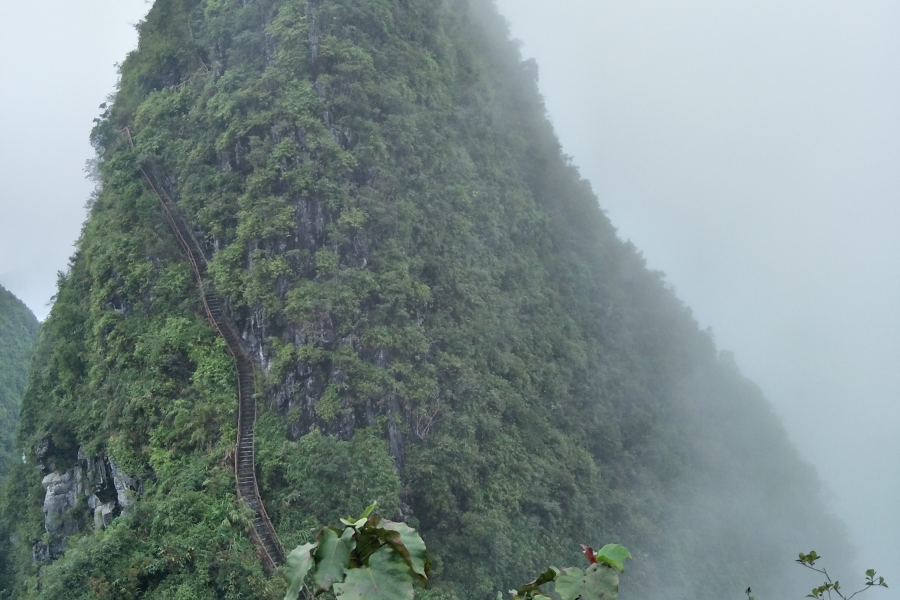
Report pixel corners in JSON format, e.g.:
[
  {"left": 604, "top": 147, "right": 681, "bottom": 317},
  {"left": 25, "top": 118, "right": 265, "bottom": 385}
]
[
  {"left": 0, "top": 0, "right": 896, "bottom": 596},
  {"left": 494, "top": 0, "right": 899, "bottom": 594}
]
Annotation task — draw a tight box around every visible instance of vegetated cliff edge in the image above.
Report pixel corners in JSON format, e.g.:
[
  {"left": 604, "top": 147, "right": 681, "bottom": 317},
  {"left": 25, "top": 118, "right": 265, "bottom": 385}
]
[{"left": 1, "top": 0, "right": 848, "bottom": 598}]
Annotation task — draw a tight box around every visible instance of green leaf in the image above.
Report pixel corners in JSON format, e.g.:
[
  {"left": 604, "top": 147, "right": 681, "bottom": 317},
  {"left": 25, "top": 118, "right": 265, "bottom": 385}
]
[
  {"left": 594, "top": 544, "right": 632, "bottom": 573},
  {"left": 517, "top": 567, "right": 560, "bottom": 596},
  {"left": 867, "top": 569, "right": 876, "bottom": 578},
  {"left": 334, "top": 546, "right": 415, "bottom": 600},
  {"left": 314, "top": 527, "right": 354, "bottom": 592},
  {"left": 378, "top": 518, "right": 431, "bottom": 583},
  {"left": 359, "top": 502, "right": 378, "bottom": 519},
  {"left": 284, "top": 542, "right": 318, "bottom": 600},
  {"left": 555, "top": 564, "right": 620, "bottom": 600},
  {"left": 340, "top": 517, "right": 369, "bottom": 529}
]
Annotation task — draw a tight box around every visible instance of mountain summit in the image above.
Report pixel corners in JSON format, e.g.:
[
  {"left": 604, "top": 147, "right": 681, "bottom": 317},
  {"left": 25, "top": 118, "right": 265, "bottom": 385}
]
[{"left": 2, "top": 1, "right": 846, "bottom": 598}]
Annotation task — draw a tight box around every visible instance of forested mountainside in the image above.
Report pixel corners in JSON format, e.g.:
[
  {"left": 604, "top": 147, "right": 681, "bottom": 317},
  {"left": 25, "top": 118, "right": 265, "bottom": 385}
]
[
  {"left": 0, "top": 286, "right": 39, "bottom": 590},
  {"left": 0, "top": 285, "right": 38, "bottom": 477},
  {"left": 0, "top": 0, "right": 848, "bottom": 598}
]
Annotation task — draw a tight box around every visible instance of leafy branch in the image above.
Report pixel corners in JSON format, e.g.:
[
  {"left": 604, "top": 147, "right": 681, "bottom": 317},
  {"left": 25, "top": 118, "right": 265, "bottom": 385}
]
[
  {"left": 500, "top": 543, "right": 633, "bottom": 600},
  {"left": 283, "top": 502, "right": 430, "bottom": 600},
  {"left": 796, "top": 551, "right": 888, "bottom": 600},
  {"left": 284, "top": 508, "right": 633, "bottom": 600}
]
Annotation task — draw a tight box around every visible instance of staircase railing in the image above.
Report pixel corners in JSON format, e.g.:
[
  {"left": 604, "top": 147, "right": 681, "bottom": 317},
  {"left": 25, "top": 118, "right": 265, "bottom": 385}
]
[{"left": 129, "top": 143, "right": 286, "bottom": 573}]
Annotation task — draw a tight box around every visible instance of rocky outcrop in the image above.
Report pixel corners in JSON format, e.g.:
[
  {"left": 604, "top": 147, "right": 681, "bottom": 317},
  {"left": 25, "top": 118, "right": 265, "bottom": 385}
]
[
  {"left": 32, "top": 446, "right": 139, "bottom": 561},
  {"left": 36, "top": 469, "right": 84, "bottom": 560}
]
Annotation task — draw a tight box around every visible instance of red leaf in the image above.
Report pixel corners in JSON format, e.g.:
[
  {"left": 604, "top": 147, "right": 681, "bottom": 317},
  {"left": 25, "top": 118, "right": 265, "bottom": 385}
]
[{"left": 581, "top": 545, "right": 597, "bottom": 564}]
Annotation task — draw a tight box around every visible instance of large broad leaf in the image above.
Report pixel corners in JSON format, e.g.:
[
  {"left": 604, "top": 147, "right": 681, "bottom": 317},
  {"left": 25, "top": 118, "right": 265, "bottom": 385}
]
[
  {"left": 517, "top": 567, "right": 560, "bottom": 596},
  {"left": 378, "top": 518, "right": 431, "bottom": 583},
  {"left": 333, "top": 546, "right": 415, "bottom": 600},
  {"left": 555, "top": 564, "right": 620, "bottom": 600},
  {"left": 284, "top": 542, "right": 318, "bottom": 600},
  {"left": 314, "top": 527, "right": 354, "bottom": 592},
  {"left": 594, "top": 544, "right": 632, "bottom": 573},
  {"left": 351, "top": 518, "right": 392, "bottom": 566}
]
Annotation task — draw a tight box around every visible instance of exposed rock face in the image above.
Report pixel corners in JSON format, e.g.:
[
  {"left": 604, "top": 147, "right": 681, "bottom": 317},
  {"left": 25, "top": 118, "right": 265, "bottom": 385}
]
[
  {"left": 38, "top": 469, "right": 84, "bottom": 560},
  {"left": 32, "top": 446, "right": 140, "bottom": 561},
  {"left": 109, "top": 460, "right": 138, "bottom": 509},
  {"left": 242, "top": 312, "right": 406, "bottom": 470}
]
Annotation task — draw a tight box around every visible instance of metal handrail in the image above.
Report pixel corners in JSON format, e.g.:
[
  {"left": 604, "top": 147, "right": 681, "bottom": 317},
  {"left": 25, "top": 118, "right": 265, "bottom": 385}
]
[{"left": 126, "top": 132, "right": 286, "bottom": 572}]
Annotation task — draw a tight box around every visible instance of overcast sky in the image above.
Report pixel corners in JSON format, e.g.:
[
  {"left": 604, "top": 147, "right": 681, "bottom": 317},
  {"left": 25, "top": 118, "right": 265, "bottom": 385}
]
[
  {"left": 0, "top": 1, "right": 151, "bottom": 315},
  {"left": 0, "top": 0, "right": 896, "bottom": 593}
]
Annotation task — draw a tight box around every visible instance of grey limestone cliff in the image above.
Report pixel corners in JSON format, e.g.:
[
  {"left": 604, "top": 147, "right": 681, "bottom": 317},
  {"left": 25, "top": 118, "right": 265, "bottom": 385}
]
[{"left": 33, "top": 446, "right": 139, "bottom": 561}]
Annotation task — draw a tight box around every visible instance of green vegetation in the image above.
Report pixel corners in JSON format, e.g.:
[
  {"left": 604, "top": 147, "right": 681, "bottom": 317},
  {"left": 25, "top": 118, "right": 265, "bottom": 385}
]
[
  {"left": 283, "top": 502, "right": 430, "bottom": 600},
  {"left": 0, "top": 284, "right": 39, "bottom": 592},
  {"left": 795, "top": 552, "right": 888, "bottom": 600},
  {"left": 0, "top": 0, "right": 853, "bottom": 599},
  {"left": 0, "top": 284, "right": 38, "bottom": 476},
  {"left": 504, "top": 544, "right": 631, "bottom": 600},
  {"left": 747, "top": 553, "right": 888, "bottom": 600},
  {"left": 282, "top": 506, "right": 631, "bottom": 600}
]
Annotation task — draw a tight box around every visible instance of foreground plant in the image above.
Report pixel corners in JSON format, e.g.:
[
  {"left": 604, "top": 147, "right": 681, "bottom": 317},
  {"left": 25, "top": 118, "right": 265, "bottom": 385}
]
[
  {"left": 745, "top": 551, "right": 888, "bottom": 600},
  {"left": 500, "top": 543, "right": 632, "bottom": 600},
  {"left": 283, "top": 502, "right": 430, "bottom": 600},
  {"left": 797, "top": 551, "right": 888, "bottom": 600}
]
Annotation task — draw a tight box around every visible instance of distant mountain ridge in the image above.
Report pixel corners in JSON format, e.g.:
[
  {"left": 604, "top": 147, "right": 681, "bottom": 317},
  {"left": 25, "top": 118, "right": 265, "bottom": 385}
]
[{"left": 2, "top": 1, "right": 848, "bottom": 599}]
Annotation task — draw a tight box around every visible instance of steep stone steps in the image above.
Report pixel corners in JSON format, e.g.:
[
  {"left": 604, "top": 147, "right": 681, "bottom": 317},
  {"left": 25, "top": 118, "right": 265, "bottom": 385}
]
[{"left": 140, "top": 166, "right": 286, "bottom": 574}]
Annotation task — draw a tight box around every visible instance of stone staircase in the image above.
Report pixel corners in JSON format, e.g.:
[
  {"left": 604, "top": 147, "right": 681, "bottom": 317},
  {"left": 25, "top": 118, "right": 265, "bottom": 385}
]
[{"left": 141, "top": 167, "right": 285, "bottom": 573}]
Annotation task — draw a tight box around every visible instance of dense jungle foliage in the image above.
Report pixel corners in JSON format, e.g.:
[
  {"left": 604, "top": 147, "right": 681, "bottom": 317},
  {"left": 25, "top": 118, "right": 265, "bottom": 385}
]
[
  {"left": 0, "top": 285, "right": 38, "bottom": 477},
  {"left": 0, "top": 0, "right": 850, "bottom": 598}
]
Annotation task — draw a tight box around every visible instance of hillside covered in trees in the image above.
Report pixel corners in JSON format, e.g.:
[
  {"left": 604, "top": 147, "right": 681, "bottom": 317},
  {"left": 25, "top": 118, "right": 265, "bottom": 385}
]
[
  {"left": 0, "top": 285, "right": 39, "bottom": 588},
  {"left": 0, "top": 1, "right": 848, "bottom": 599},
  {"left": 0, "top": 285, "right": 38, "bottom": 477}
]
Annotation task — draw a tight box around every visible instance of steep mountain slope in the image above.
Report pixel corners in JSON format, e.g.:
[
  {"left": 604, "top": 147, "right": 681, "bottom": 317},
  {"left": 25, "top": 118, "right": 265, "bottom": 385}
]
[
  {"left": 2, "top": 1, "right": 847, "bottom": 599},
  {"left": 0, "top": 285, "right": 39, "bottom": 589},
  {"left": 0, "top": 285, "right": 38, "bottom": 476}
]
